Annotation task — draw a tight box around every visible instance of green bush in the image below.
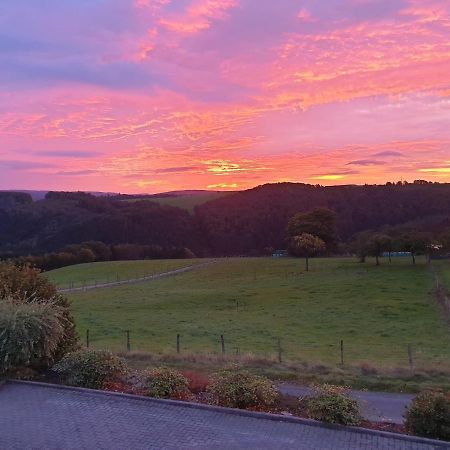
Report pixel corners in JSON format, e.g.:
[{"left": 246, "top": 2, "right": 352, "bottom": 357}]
[
  {"left": 0, "top": 301, "right": 66, "bottom": 374},
  {"left": 306, "top": 384, "right": 361, "bottom": 426},
  {"left": 405, "top": 391, "right": 450, "bottom": 440},
  {"left": 0, "top": 263, "right": 78, "bottom": 361},
  {"left": 53, "top": 350, "right": 127, "bottom": 389},
  {"left": 145, "top": 366, "right": 189, "bottom": 399},
  {"left": 207, "top": 366, "right": 278, "bottom": 409}
]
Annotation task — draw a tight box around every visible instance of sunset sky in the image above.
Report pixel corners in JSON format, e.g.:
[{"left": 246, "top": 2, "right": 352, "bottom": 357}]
[{"left": 1, "top": 0, "right": 450, "bottom": 193}]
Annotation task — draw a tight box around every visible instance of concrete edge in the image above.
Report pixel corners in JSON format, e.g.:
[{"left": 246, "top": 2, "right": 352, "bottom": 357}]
[{"left": 7, "top": 380, "right": 450, "bottom": 448}]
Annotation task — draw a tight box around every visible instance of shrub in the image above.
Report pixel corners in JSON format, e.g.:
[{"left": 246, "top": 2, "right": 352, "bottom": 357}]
[
  {"left": 305, "top": 384, "right": 362, "bottom": 426},
  {"left": 0, "top": 263, "right": 78, "bottom": 361},
  {"left": 53, "top": 350, "right": 127, "bottom": 389},
  {"left": 207, "top": 366, "right": 278, "bottom": 409},
  {"left": 183, "top": 370, "right": 210, "bottom": 394},
  {"left": 405, "top": 391, "right": 450, "bottom": 440},
  {"left": 0, "top": 301, "right": 66, "bottom": 374},
  {"left": 145, "top": 367, "right": 189, "bottom": 399}
]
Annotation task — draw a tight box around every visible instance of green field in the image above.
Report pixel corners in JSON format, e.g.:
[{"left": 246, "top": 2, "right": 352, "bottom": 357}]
[
  {"left": 435, "top": 259, "right": 450, "bottom": 291},
  {"left": 48, "top": 257, "right": 450, "bottom": 369},
  {"left": 47, "top": 259, "right": 204, "bottom": 290},
  {"left": 124, "top": 192, "right": 231, "bottom": 213}
]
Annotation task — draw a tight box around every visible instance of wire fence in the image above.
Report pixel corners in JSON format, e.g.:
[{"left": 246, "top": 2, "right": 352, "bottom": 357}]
[
  {"left": 56, "top": 262, "right": 215, "bottom": 293},
  {"left": 79, "top": 328, "right": 450, "bottom": 371}
]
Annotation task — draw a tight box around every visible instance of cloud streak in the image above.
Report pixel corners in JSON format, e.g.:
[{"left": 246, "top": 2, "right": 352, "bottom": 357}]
[{"left": 0, "top": 0, "right": 449, "bottom": 192}]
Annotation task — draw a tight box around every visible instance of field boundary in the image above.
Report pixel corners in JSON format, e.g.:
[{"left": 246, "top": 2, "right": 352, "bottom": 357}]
[
  {"left": 432, "top": 266, "right": 450, "bottom": 324},
  {"left": 8, "top": 380, "right": 450, "bottom": 447},
  {"left": 59, "top": 260, "right": 216, "bottom": 293}
]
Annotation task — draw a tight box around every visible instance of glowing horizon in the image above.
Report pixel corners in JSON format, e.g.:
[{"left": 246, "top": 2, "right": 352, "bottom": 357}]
[{"left": 1, "top": 0, "right": 450, "bottom": 193}]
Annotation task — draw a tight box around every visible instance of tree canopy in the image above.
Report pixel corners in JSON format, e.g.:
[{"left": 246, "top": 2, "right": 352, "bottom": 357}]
[
  {"left": 365, "top": 234, "right": 393, "bottom": 265},
  {"left": 287, "top": 208, "right": 338, "bottom": 252},
  {"left": 1, "top": 183, "right": 450, "bottom": 259},
  {"left": 288, "top": 233, "right": 326, "bottom": 271}
]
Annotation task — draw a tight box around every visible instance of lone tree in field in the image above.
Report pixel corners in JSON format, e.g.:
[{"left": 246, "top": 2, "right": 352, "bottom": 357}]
[
  {"left": 350, "top": 231, "right": 372, "bottom": 263},
  {"left": 288, "top": 208, "right": 338, "bottom": 253},
  {"left": 366, "top": 234, "right": 393, "bottom": 265},
  {"left": 289, "top": 233, "right": 326, "bottom": 271},
  {"left": 398, "top": 232, "right": 432, "bottom": 264}
]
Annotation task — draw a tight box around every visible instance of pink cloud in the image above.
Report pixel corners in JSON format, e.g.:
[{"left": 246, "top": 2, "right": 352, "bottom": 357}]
[
  {"left": 0, "top": 0, "right": 449, "bottom": 192},
  {"left": 159, "top": 0, "right": 238, "bottom": 34},
  {"left": 297, "top": 8, "right": 313, "bottom": 22}
]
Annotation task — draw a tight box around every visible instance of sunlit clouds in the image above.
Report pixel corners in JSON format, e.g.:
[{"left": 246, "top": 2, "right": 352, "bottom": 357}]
[{"left": 1, "top": 0, "right": 450, "bottom": 192}]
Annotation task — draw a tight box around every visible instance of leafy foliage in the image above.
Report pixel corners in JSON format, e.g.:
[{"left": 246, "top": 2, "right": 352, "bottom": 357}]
[
  {"left": 289, "top": 233, "right": 326, "bottom": 257},
  {"left": 0, "top": 191, "right": 203, "bottom": 259},
  {"left": 398, "top": 232, "right": 432, "bottom": 264},
  {"left": 2, "top": 183, "right": 450, "bottom": 259},
  {"left": 305, "top": 384, "right": 362, "bottom": 426},
  {"left": 144, "top": 366, "right": 190, "bottom": 399},
  {"left": 288, "top": 208, "right": 338, "bottom": 252},
  {"left": 0, "top": 300, "right": 66, "bottom": 374},
  {"left": 196, "top": 182, "right": 450, "bottom": 255},
  {"left": 0, "top": 262, "right": 78, "bottom": 368},
  {"left": 207, "top": 366, "right": 278, "bottom": 409},
  {"left": 21, "top": 242, "right": 197, "bottom": 271},
  {"left": 405, "top": 391, "right": 450, "bottom": 440},
  {"left": 288, "top": 233, "right": 326, "bottom": 270},
  {"left": 53, "top": 350, "right": 127, "bottom": 389},
  {"left": 365, "top": 233, "right": 393, "bottom": 265},
  {"left": 440, "top": 230, "right": 450, "bottom": 252}
]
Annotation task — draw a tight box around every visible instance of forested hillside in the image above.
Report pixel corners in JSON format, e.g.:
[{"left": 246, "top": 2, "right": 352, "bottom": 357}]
[
  {"left": 1, "top": 182, "right": 450, "bottom": 259},
  {"left": 195, "top": 182, "right": 450, "bottom": 255},
  {"left": 0, "top": 191, "right": 202, "bottom": 257}
]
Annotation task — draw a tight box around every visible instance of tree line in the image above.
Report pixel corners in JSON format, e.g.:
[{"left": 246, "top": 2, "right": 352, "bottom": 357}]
[
  {"left": 16, "top": 242, "right": 196, "bottom": 271},
  {"left": 1, "top": 182, "right": 450, "bottom": 268},
  {"left": 285, "top": 207, "right": 450, "bottom": 270}
]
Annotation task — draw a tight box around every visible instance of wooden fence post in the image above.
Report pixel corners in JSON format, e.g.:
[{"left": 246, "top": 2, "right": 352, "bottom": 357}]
[
  {"left": 177, "top": 334, "right": 180, "bottom": 353},
  {"left": 340, "top": 340, "right": 344, "bottom": 366},
  {"left": 220, "top": 334, "right": 225, "bottom": 354},
  {"left": 126, "top": 330, "right": 131, "bottom": 352},
  {"left": 277, "top": 338, "right": 282, "bottom": 363},
  {"left": 408, "top": 344, "right": 413, "bottom": 371},
  {"left": 86, "top": 329, "right": 90, "bottom": 348}
]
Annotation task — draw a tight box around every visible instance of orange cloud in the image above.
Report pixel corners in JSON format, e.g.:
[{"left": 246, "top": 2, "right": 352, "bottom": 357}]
[
  {"left": 207, "top": 182, "right": 238, "bottom": 189},
  {"left": 159, "top": 0, "right": 238, "bottom": 34},
  {"left": 311, "top": 174, "right": 347, "bottom": 180},
  {"left": 2, "top": 1, "right": 450, "bottom": 193}
]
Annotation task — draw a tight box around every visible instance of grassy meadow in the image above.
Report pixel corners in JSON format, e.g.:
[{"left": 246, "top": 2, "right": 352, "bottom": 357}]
[
  {"left": 47, "top": 256, "right": 450, "bottom": 370},
  {"left": 124, "top": 192, "right": 230, "bottom": 213},
  {"left": 434, "top": 259, "right": 450, "bottom": 291},
  {"left": 47, "top": 259, "right": 204, "bottom": 289}
]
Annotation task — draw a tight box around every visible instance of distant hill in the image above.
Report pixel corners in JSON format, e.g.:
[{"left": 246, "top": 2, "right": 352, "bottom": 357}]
[
  {"left": 1, "top": 182, "right": 449, "bottom": 257},
  {"left": 0, "top": 190, "right": 117, "bottom": 201},
  {"left": 195, "top": 182, "right": 450, "bottom": 255},
  {"left": 0, "top": 190, "right": 48, "bottom": 201},
  {"left": 117, "top": 190, "right": 233, "bottom": 213},
  {"left": 0, "top": 191, "right": 203, "bottom": 257},
  {"left": 150, "top": 189, "right": 231, "bottom": 197}
]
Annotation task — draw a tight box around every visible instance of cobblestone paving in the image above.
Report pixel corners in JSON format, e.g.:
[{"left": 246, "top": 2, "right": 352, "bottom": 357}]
[{"left": 0, "top": 383, "right": 447, "bottom": 450}]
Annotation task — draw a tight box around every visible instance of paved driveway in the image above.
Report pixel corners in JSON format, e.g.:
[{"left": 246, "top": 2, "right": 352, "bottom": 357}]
[{"left": 0, "top": 382, "right": 447, "bottom": 450}]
